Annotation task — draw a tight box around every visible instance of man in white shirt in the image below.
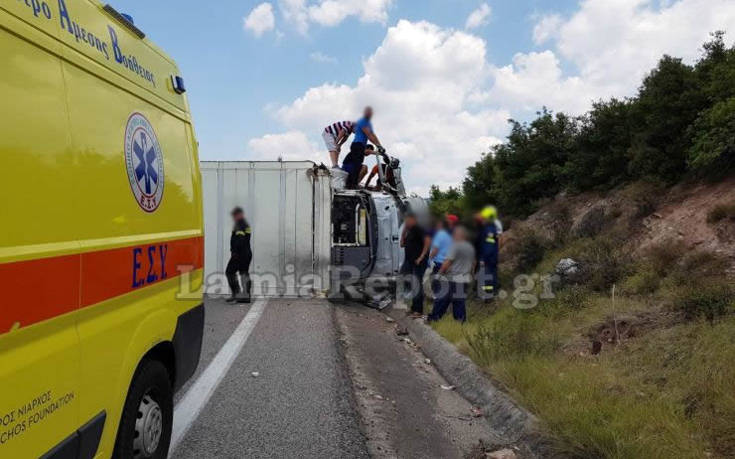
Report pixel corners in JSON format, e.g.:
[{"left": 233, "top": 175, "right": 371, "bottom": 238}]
[{"left": 322, "top": 120, "right": 355, "bottom": 167}]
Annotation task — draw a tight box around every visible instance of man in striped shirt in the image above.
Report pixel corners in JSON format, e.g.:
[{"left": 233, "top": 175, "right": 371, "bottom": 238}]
[{"left": 322, "top": 120, "right": 355, "bottom": 167}]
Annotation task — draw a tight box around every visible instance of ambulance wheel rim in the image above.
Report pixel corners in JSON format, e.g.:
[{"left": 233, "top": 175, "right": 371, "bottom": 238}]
[{"left": 134, "top": 393, "right": 163, "bottom": 457}]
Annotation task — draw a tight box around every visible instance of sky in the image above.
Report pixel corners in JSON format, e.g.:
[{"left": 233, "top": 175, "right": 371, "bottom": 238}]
[{"left": 116, "top": 0, "right": 735, "bottom": 195}]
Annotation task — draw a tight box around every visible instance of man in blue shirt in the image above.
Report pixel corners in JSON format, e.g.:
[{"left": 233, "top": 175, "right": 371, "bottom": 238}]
[
  {"left": 342, "top": 106, "right": 384, "bottom": 188},
  {"left": 429, "top": 218, "right": 452, "bottom": 298}
]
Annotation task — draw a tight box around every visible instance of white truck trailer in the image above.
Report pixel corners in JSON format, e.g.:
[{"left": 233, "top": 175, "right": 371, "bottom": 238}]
[{"left": 201, "top": 160, "right": 427, "bottom": 300}]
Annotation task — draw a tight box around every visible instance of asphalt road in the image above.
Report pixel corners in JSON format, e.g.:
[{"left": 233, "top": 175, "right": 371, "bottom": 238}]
[
  {"left": 171, "top": 298, "right": 368, "bottom": 459},
  {"left": 168, "top": 297, "right": 502, "bottom": 458}
]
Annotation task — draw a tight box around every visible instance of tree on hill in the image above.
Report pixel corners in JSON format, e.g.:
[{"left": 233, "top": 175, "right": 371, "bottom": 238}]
[{"left": 429, "top": 32, "right": 735, "bottom": 219}]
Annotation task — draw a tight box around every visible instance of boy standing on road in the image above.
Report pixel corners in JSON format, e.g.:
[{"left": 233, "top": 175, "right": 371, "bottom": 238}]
[
  {"left": 226, "top": 207, "right": 253, "bottom": 304},
  {"left": 322, "top": 120, "right": 355, "bottom": 167},
  {"left": 428, "top": 226, "right": 475, "bottom": 323},
  {"left": 401, "top": 213, "right": 431, "bottom": 317}
]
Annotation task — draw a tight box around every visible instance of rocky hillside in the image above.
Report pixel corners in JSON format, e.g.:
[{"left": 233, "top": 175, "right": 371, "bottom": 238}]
[
  {"left": 432, "top": 176, "right": 735, "bottom": 458},
  {"left": 500, "top": 176, "right": 735, "bottom": 276}
]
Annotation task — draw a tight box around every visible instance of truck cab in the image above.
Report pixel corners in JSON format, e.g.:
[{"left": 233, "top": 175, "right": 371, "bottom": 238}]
[{"left": 330, "top": 165, "right": 429, "bottom": 305}]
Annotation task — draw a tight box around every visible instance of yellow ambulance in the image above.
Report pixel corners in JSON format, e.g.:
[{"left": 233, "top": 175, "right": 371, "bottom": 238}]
[{"left": 1, "top": 1, "right": 204, "bottom": 457}]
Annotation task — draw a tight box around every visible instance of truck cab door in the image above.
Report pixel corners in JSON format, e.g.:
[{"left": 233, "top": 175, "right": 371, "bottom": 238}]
[{"left": 331, "top": 194, "right": 376, "bottom": 280}]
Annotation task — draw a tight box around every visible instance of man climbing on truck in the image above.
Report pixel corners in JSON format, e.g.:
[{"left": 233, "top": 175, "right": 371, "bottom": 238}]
[
  {"left": 323, "top": 120, "right": 355, "bottom": 167},
  {"left": 342, "top": 106, "right": 384, "bottom": 189}
]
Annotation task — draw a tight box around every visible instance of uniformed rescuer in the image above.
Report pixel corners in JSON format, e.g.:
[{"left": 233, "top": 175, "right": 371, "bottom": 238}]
[
  {"left": 476, "top": 205, "right": 499, "bottom": 302},
  {"left": 226, "top": 207, "right": 253, "bottom": 303}
]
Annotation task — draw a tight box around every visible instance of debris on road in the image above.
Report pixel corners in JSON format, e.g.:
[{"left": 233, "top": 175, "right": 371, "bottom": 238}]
[
  {"left": 486, "top": 448, "right": 517, "bottom": 459},
  {"left": 385, "top": 316, "right": 395, "bottom": 323},
  {"left": 395, "top": 325, "right": 409, "bottom": 336},
  {"left": 440, "top": 384, "right": 456, "bottom": 391},
  {"left": 251, "top": 371, "right": 260, "bottom": 378}
]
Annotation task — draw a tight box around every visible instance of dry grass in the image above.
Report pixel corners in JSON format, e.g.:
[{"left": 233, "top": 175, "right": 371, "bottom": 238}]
[{"left": 431, "top": 238, "right": 735, "bottom": 458}]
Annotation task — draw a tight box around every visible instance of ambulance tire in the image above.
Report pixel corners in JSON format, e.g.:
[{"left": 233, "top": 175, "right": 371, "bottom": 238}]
[{"left": 113, "top": 359, "right": 174, "bottom": 459}]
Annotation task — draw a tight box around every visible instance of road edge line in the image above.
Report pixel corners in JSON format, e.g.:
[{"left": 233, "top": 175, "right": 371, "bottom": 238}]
[{"left": 169, "top": 299, "right": 268, "bottom": 455}]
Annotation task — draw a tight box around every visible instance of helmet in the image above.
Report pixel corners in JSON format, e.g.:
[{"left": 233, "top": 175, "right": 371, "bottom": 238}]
[{"left": 481, "top": 206, "right": 497, "bottom": 220}]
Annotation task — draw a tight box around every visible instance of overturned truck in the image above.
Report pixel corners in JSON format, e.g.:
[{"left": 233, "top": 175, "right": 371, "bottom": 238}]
[{"left": 201, "top": 160, "right": 427, "bottom": 304}]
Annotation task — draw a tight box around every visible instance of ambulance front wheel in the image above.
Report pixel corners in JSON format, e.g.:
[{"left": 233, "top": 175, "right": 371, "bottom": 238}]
[{"left": 113, "top": 359, "right": 174, "bottom": 459}]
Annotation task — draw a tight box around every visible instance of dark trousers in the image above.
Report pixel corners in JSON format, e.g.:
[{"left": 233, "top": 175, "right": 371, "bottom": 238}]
[
  {"left": 431, "top": 263, "right": 442, "bottom": 297},
  {"left": 226, "top": 255, "right": 251, "bottom": 298},
  {"left": 477, "top": 261, "right": 498, "bottom": 300},
  {"left": 343, "top": 142, "right": 366, "bottom": 188},
  {"left": 429, "top": 279, "right": 467, "bottom": 322},
  {"left": 402, "top": 260, "right": 427, "bottom": 314}
]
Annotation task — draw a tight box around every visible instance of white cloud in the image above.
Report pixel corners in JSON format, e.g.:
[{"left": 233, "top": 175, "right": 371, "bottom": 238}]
[
  {"left": 491, "top": 0, "right": 735, "bottom": 116},
  {"left": 486, "top": 51, "right": 594, "bottom": 114},
  {"left": 243, "top": 3, "right": 275, "bottom": 37},
  {"left": 546, "top": 0, "right": 735, "bottom": 99},
  {"left": 309, "top": 51, "right": 338, "bottom": 64},
  {"left": 247, "top": 0, "right": 735, "bottom": 194},
  {"left": 279, "top": 0, "right": 392, "bottom": 33},
  {"left": 465, "top": 3, "right": 492, "bottom": 30},
  {"left": 249, "top": 20, "right": 507, "bottom": 192},
  {"left": 247, "top": 131, "right": 322, "bottom": 162},
  {"left": 532, "top": 14, "right": 562, "bottom": 45}
]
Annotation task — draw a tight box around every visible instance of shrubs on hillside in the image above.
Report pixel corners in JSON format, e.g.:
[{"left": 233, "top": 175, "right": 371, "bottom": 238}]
[
  {"left": 673, "top": 282, "right": 735, "bottom": 322},
  {"left": 707, "top": 202, "right": 735, "bottom": 223},
  {"left": 431, "top": 32, "right": 735, "bottom": 219},
  {"left": 515, "top": 230, "right": 547, "bottom": 273}
]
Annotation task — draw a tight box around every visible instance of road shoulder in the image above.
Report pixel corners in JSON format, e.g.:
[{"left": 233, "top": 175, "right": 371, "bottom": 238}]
[{"left": 335, "top": 303, "right": 505, "bottom": 459}]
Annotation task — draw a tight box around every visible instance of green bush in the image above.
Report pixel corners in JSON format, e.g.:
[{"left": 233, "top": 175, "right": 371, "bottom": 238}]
[
  {"left": 431, "top": 34, "right": 735, "bottom": 220},
  {"left": 621, "top": 181, "right": 664, "bottom": 219},
  {"left": 622, "top": 267, "right": 661, "bottom": 295},
  {"left": 466, "top": 311, "right": 560, "bottom": 365},
  {"left": 576, "top": 236, "right": 632, "bottom": 292},
  {"left": 664, "top": 250, "right": 730, "bottom": 290},
  {"left": 555, "top": 285, "right": 590, "bottom": 311},
  {"left": 673, "top": 282, "right": 735, "bottom": 322},
  {"left": 645, "top": 240, "right": 687, "bottom": 276},
  {"left": 515, "top": 231, "right": 547, "bottom": 273},
  {"left": 707, "top": 202, "right": 735, "bottom": 223},
  {"left": 547, "top": 203, "right": 573, "bottom": 246},
  {"left": 688, "top": 97, "right": 735, "bottom": 176},
  {"left": 679, "top": 250, "right": 730, "bottom": 277}
]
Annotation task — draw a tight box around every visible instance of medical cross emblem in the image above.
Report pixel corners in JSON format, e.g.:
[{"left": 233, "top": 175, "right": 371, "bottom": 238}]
[
  {"left": 134, "top": 131, "right": 158, "bottom": 194},
  {"left": 124, "top": 113, "right": 165, "bottom": 212}
]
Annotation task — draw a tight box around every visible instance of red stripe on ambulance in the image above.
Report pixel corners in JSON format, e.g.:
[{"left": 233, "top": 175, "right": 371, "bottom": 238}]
[{"left": 1, "top": 236, "right": 204, "bottom": 332}]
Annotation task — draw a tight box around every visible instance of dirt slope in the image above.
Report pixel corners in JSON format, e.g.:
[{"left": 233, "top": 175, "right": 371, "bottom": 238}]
[{"left": 501, "top": 176, "right": 735, "bottom": 274}]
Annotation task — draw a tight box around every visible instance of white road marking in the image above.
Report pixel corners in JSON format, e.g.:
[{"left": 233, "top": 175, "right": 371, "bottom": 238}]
[{"left": 169, "top": 299, "right": 268, "bottom": 456}]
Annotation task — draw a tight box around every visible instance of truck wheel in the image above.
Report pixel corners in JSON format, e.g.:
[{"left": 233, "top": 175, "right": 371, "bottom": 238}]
[{"left": 113, "top": 359, "right": 173, "bottom": 459}]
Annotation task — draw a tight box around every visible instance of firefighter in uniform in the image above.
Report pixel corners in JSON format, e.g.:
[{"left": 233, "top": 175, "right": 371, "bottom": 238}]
[
  {"left": 226, "top": 207, "right": 252, "bottom": 303},
  {"left": 477, "top": 205, "right": 499, "bottom": 302}
]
